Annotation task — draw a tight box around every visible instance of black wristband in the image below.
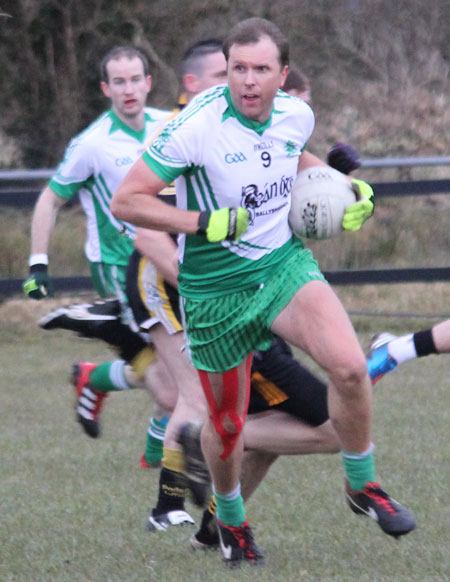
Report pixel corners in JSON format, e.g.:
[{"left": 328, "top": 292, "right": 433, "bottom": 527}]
[
  {"left": 413, "top": 329, "right": 438, "bottom": 357},
  {"left": 197, "top": 210, "right": 211, "bottom": 235},
  {"left": 29, "top": 263, "right": 48, "bottom": 274}
]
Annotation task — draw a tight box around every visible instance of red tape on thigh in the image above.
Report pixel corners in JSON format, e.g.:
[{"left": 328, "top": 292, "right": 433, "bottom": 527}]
[{"left": 198, "top": 354, "right": 253, "bottom": 460}]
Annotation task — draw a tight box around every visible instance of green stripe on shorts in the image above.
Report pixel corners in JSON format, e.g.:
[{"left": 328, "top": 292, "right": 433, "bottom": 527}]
[
  {"left": 182, "top": 246, "right": 326, "bottom": 372},
  {"left": 90, "top": 262, "right": 128, "bottom": 302}
]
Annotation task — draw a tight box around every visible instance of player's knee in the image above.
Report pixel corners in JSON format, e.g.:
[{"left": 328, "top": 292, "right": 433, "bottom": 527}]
[
  {"left": 210, "top": 408, "right": 244, "bottom": 437},
  {"left": 329, "top": 352, "right": 368, "bottom": 390},
  {"left": 209, "top": 407, "right": 245, "bottom": 460},
  {"left": 221, "top": 412, "right": 243, "bottom": 435}
]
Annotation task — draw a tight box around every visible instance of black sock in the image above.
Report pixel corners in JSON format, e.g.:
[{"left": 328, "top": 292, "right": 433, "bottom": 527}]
[
  {"left": 153, "top": 468, "right": 188, "bottom": 516},
  {"left": 413, "top": 329, "right": 438, "bottom": 357},
  {"left": 88, "top": 319, "right": 148, "bottom": 361}
]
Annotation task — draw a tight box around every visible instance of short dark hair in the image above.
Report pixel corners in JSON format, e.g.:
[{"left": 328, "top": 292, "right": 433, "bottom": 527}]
[
  {"left": 180, "top": 39, "right": 223, "bottom": 78},
  {"left": 100, "top": 46, "right": 150, "bottom": 83},
  {"left": 282, "top": 65, "right": 310, "bottom": 94},
  {"left": 223, "top": 18, "right": 289, "bottom": 68}
]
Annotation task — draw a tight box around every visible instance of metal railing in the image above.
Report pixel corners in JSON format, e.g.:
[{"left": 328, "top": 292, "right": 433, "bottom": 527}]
[
  {"left": 1, "top": 156, "right": 449, "bottom": 206},
  {"left": 1, "top": 156, "right": 449, "bottom": 295},
  {"left": 1, "top": 155, "right": 450, "bottom": 181},
  {"left": 360, "top": 155, "right": 450, "bottom": 168}
]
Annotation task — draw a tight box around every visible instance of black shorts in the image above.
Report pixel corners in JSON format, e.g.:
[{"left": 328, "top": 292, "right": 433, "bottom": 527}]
[
  {"left": 126, "top": 249, "right": 182, "bottom": 334},
  {"left": 249, "top": 337, "right": 329, "bottom": 427}
]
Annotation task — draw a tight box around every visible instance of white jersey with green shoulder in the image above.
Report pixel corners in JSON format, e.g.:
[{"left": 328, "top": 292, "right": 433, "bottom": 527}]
[
  {"left": 50, "top": 107, "right": 171, "bottom": 266},
  {"left": 143, "top": 85, "right": 314, "bottom": 298}
]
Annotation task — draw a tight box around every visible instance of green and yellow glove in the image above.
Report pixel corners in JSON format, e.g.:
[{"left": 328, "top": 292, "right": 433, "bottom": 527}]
[
  {"left": 342, "top": 179, "right": 375, "bottom": 231},
  {"left": 197, "top": 207, "right": 249, "bottom": 242},
  {"left": 23, "top": 264, "right": 54, "bottom": 299}
]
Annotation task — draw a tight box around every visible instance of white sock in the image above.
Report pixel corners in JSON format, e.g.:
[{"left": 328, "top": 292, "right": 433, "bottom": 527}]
[
  {"left": 109, "top": 360, "right": 133, "bottom": 390},
  {"left": 212, "top": 482, "right": 241, "bottom": 501},
  {"left": 388, "top": 334, "right": 417, "bottom": 364}
]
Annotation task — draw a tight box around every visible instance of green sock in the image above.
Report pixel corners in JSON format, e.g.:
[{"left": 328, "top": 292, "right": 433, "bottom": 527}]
[
  {"left": 144, "top": 416, "right": 169, "bottom": 465},
  {"left": 215, "top": 485, "right": 246, "bottom": 527},
  {"left": 342, "top": 446, "right": 376, "bottom": 491},
  {"left": 90, "top": 361, "right": 132, "bottom": 392}
]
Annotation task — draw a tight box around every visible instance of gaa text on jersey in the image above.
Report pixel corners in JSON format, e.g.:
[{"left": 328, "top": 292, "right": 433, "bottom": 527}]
[
  {"left": 225, "top": 152, "right": 247, "bottom": 164},
  {"left": 115, "top": 157, "right": 134, "bottom": 166}
]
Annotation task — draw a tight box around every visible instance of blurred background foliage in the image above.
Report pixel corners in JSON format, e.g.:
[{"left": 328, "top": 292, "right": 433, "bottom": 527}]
[
  {"left": 0, "top": 0, "right": 449, "bottom": 168},
  {"left": 1, "top": 0, "right": 449, "bottom": 280}
]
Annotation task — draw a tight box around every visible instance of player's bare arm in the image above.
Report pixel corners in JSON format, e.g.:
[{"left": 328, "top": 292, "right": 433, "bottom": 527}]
[
  {"left": 30, "top": 186, "right": 67, "bottom": 255},
  {"left": 297, "top": 150, "right": 328, "bottom": 173},
  {"left": 134, "top": 228, "right": 179, "bottom": 287},
  {"left": 111, "top": 157, "right": 200, "bottom": 234}
]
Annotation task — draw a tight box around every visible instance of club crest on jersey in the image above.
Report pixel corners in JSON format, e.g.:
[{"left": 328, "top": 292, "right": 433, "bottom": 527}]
[
  {"left": 155, "top": 125, "right": 173, "bottom": 146},
  {"left": 240, "top": 175, "right": 293, "bottom": 224},
  {"left": 284, "top": 140, "right": 301, "bottom": 158}
]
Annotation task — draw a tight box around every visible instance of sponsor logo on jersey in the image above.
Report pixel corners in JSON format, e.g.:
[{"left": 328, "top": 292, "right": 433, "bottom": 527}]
[
  {"left": 253, "top": 140, "right": 274, "bottom": 151},
  {"left": 241, "top": 174, "right": 294, "bottom": 224},
  {"left": 225, "top": 152, "right": 247, "bottom": 164}
]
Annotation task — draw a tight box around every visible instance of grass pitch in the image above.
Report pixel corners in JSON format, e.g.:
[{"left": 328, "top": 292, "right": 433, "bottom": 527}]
[{"left": 0, "top": 295, "right": 449, "bottom": 582}]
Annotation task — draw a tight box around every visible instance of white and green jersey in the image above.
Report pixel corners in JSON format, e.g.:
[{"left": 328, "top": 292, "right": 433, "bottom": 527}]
[
  {"left": 50, "top": 107, "right": 170, "bottom": 266},
  {"left": 143, "top": 85, "right": 314, "bottom": 298}
]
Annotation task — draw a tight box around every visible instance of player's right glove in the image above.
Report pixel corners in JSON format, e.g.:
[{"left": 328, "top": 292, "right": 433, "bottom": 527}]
[
  {"left": 23, "top": 264, "right": 54, "bottom": 299},
  {"left": 342, "top": 179, "right": 375, "bottom": 231},
  {"left": 327, "top": 142, "right": 361, "bottom": 175},
  {"left": 197, "top": 208, "right": 249, "bottom": 242}
]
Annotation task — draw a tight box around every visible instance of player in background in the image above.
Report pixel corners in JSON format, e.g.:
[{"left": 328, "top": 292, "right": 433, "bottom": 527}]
[
  {"left": 367, "top": 319, "right": 450, "bottom": 383},
  {"left": 134, "top": 40, "right": 229, "bottom": 528},
  {"left": 58, "top": 41, "right": 229, "bottom": 532},
  {"left": 112, "top": 18, "right": 415, "bottom": 567},
  {"left": 23, "top": 47, "right": 172, "bottom": 459}
]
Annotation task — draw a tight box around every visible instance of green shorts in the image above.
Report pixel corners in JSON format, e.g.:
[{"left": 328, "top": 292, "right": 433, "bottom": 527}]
[
  {"left": 90, "top": 262, "right": 136, "bottom": 327},
  {"left": 181, "top": 247, "right": 327, "bottom": 372},
  {"left": 90, "top": 262, "right": 128, "bottom": 301}
]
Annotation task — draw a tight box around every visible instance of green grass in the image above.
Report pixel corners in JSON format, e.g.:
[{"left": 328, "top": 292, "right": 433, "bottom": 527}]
[{"left": 1, "top": 302, "right": 449, "bottom": 581}]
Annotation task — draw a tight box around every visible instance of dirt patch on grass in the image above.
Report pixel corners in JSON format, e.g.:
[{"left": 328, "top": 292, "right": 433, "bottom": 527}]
[{"left": 0, "top": 295, "right": 97, "bottom": 332}]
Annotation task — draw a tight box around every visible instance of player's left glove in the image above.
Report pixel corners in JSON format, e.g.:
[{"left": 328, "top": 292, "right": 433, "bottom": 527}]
[
  {"left": 342, "top": 179, "right": 375, "bottom": 231},
  {"left": 197, "top": 208, "right": 249, "bottom": 242},
  {"left": 327, "top": 142, "right": 361, "bottom": 175},
  {"left": 23, "top": 264, "right": 54, "bottom": 299}
]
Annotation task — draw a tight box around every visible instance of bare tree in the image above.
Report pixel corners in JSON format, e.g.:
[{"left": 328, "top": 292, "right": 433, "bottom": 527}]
[{"left": 0, "top": 0, "right": 449, "bottom": 167}]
